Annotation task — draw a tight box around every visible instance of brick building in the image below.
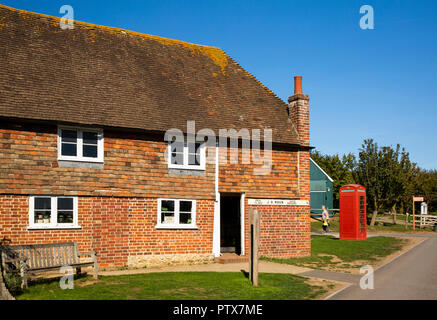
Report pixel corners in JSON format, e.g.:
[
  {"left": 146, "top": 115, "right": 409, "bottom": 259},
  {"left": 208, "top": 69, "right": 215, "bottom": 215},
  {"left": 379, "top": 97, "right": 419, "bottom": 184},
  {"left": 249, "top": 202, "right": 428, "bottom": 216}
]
[{"left": 0, "top": 4, "right": 311, "bottom": 268}]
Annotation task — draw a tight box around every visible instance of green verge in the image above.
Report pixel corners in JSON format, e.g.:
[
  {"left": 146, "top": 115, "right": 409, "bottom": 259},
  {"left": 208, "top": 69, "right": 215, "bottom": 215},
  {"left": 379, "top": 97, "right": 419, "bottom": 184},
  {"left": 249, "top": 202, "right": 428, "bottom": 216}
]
[
  {"left": 263, "top": 235, "right": 406, "bottom": 270},
  {"left": 16, "top": 272, "right": 326, "bottom": 300}
]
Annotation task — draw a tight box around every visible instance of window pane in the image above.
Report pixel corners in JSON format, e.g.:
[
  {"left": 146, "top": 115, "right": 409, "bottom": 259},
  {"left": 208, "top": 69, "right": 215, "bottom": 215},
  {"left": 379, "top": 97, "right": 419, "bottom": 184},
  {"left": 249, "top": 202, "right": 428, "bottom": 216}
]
[
  {"left": 188, "top": 154, "right": 200, "bottom": 166},
  {"left": 161, "top": 200, "right": 175, "bottom": 212},
  {"left": 188, "top": 143, "right": 201, "bottom": 154},
  {"left": 34, "top": 210, "right": 51, "bottom": 224},
  {"left": 180, "top": 201, "right": 192, "bottom": 212},
  {"left": 161, "top": 212, "right": 175, "bottom": 224},
  {"left": 83, "top": 132, "right": 98, "bottom": 145},
  {"left": 170, "top": 141, "right": 184, "bottom": 153},
  {"left": 35, "top": 197, "right": 51, "bottom": 210},
  {"left": 179, "top": 212, "right": 192, "bottom": 224},
  {"left": 62, "top": 130, "right": 77, "bottom": 143},
  {"left": 171, "top": 152, "right": 184, "bottom": 165},
  {"left": 58, "top": 198, "right": 73, "bottom": 210},
  {"left": 62, "top": 143, "right": 77, "bottom": 156},
  {"left": 83, "top": 145, "right": 98, "bottom": 158},
  {"left": 57, "top": 211, "right": 74, "bottom": 224}
]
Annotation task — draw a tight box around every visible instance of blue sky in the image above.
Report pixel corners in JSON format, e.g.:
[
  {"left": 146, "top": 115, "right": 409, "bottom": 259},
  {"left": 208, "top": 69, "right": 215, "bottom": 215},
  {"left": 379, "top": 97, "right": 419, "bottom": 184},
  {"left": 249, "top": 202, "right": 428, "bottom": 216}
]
[{"left": 3, "top": 0, "right": 437, "bottom": 169}]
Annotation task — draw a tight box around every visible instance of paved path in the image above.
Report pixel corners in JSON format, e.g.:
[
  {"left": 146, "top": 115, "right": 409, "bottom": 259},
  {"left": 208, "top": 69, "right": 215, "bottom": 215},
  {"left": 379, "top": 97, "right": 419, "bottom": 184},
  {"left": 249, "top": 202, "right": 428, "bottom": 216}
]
[
  {"left": 100, "top": 260, "right": 312, "bottom": 276},
  {"left": 328, "top": 234, "right": 437, "bottom": 300}
]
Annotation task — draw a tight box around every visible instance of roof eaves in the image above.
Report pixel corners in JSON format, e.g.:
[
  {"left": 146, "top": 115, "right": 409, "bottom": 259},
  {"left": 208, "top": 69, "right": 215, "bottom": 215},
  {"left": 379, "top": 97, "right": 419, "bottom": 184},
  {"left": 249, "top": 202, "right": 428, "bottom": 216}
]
[{"left": 310, "top": 158, "right": 334, "bottom": 182}]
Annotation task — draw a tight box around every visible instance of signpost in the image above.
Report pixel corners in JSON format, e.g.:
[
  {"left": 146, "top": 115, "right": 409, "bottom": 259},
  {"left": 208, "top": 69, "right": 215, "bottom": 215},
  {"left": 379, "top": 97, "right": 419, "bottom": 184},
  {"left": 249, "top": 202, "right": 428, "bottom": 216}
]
[
  {"left": 412, "top": 197, "right": 424, "bottom": 230},
  {"left": 249, "top": 209, "right": 260, "bottom": 287}
]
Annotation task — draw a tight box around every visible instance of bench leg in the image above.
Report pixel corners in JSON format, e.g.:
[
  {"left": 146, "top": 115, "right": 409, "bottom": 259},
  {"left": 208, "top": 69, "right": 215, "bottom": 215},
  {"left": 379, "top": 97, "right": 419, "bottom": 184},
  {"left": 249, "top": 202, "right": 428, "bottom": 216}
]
[
  {"left": 93, "top": 254, "right": 99, "bottom": 280},
  {"left": 20, "top": 264, "right": 28, "bottom": 290}
]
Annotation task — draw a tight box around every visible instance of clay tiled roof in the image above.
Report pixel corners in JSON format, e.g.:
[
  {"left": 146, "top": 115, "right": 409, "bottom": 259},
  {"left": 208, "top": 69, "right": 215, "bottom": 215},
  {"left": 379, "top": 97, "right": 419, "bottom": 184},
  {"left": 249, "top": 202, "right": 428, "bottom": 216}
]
[{"left": 0, "top": 4, "right": 302, "bottom": 145}]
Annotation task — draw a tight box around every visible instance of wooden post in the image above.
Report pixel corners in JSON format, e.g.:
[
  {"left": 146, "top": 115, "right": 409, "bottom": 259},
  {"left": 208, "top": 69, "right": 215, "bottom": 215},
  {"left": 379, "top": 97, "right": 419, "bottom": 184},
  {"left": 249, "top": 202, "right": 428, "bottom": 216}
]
[
  {"left": 405, "top": 212, "right": 409, "bottom": 230},
  {"left": 249, "top": 209, "right": 260, "bottom": 287},
  {"left": 413, "top": 197, "right": 415, "bottom": 231},
  {"left": 412, "top": 197, "right": 424, "bottom": 231}
]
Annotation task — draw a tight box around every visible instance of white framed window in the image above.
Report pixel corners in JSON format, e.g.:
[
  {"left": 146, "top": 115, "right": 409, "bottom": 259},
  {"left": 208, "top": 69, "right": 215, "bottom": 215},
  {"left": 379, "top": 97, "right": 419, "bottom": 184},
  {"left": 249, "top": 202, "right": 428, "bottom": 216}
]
[
  {"left": 156, "top": 199, "right": 197, "bottom": 229},
  {"left": 168, "top": 141, "right": 205, "bottom": 170},
  {"left": 58, "top": 126, "right": 104, "bottom": 163},
  {"left": 28, "top": 196, "right": 80, "bottom": 229}
]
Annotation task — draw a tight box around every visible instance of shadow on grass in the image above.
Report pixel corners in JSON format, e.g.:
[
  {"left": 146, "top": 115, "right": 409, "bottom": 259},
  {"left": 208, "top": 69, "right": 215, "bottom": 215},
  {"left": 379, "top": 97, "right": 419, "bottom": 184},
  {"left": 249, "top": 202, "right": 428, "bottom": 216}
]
[
  {"left": 27, "top": 272, "right": 89, "bottom": 286},
  {"left": 240, "top": 270, "right": 249, "bottom": 279}
]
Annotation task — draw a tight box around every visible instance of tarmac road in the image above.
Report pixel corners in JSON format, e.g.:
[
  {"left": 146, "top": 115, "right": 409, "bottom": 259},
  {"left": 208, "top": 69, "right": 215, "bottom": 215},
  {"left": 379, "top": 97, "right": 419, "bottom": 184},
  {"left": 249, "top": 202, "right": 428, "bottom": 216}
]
[{"left": 329, "top": 233, "right": 437, "bottom": 300}]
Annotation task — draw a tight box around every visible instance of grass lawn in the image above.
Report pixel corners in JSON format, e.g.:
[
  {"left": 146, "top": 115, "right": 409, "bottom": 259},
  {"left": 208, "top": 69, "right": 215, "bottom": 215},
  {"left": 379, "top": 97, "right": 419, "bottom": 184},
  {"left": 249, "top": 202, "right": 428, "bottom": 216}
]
[
  {"left": 15, "top": 272, "right": 328, "bottom": 300},
  {"left": 263, "top": 235, "right": 406, "bottom": 271}
]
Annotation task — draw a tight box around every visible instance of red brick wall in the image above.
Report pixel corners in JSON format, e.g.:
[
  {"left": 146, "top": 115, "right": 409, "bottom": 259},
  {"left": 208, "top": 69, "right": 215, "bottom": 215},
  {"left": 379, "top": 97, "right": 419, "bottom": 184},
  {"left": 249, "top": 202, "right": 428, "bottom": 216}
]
[
  {"left": 219, "top": 146, "right": 300, "bottom": 198},
  {"left": 245, "top": 204, "right": 311, "bottom": 258},
  {"left": 0, "top": 194, "right": 310, "bottom": 265},
  {"left": 0, "top": 122, "right": 302, "bottom": 199},
  {"left": 0, "top": 121, "right": 311, "bottom": 264},
  {"left": 0, "top": 123, "right": 215, "bottom": 199},
  {"left": 0, "top": 195, "right": 215, "bottom": 267}
]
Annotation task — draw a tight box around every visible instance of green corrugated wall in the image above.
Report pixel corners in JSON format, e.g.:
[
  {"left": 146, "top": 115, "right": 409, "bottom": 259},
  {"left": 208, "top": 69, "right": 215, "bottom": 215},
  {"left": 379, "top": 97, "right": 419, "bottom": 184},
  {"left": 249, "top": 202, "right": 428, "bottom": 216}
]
[{"left": 310, "top": 159, "right": 334, "bottom": 218}]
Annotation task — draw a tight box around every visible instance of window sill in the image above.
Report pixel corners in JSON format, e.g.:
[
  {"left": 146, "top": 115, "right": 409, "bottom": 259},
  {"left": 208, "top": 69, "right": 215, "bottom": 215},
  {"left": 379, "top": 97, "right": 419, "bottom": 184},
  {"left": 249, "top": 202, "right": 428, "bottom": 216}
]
[
  {"left": 58, "top": 156, "right": 103, "bottom": 163},
  {"left": 155, "top": 225, "right": 198, "bottom": 230},
  {"left": 168, "top": 168, "right": 205, "bottom": 176},
  {"left": 168, "top": 165, "right": 205, "bottom": 171},
  {"left": 27, "top": 226, "right": 82, "bottom": 231},
  {"left": 58, "top": 160, "right": 103, "bottom": 169}
]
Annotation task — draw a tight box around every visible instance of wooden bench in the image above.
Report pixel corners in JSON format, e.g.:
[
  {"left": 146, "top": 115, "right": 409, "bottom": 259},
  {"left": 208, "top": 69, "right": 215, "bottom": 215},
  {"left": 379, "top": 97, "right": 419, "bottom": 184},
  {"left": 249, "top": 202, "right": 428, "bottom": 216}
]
[{"left": 1, "top": 242, "right": 98, "bottom": 289}]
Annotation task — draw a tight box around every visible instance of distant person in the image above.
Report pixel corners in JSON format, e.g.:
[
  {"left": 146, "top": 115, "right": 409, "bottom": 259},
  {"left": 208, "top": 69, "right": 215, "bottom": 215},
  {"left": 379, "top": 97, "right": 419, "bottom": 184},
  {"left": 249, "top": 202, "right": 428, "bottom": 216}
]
[{"left": 322, "top": 205, "right": 330, "bottom": 233}]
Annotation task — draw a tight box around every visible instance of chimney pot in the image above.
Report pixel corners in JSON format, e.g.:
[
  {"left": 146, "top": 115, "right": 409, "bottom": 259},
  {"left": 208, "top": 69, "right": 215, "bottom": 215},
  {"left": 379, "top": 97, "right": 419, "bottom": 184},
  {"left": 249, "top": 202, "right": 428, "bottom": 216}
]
[{"left": 294, "top": 76, "right": 303, "bottom": 95}]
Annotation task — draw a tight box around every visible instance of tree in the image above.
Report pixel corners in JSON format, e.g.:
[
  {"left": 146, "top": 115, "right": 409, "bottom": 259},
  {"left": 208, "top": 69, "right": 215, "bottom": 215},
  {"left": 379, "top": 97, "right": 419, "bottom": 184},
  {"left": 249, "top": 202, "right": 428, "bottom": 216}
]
[
  {"left": 313, "top": 139, "right": 434, "bottom": 226},
  {"left": 355, "top": 139, "right": 386, "bottom": 226}
]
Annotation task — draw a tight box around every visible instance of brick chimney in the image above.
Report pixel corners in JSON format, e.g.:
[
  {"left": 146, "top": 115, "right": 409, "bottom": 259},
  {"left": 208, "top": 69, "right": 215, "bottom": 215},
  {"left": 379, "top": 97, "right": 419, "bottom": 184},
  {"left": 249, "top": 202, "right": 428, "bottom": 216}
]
[{"left": 288, "top": 76, "right": 310, "bottom": 146}]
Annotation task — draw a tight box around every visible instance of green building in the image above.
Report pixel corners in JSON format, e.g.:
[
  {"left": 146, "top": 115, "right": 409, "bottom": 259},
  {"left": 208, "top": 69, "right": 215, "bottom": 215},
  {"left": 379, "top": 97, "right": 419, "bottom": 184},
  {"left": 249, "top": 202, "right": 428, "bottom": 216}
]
[{"left": 310, "top": 158, "right": 334, "bottom": 218}]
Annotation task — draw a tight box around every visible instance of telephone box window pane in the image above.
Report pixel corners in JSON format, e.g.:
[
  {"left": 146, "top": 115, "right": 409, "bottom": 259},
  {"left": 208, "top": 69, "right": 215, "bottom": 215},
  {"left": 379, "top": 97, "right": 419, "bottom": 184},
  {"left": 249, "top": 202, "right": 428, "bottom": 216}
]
[
  {"left": 83, "top": 145, "right": 98, "bottom": 158},
  {"left": 359, "top": 196, "right": 365, "bottom": 232},
  {"left": 62, "top": 143, "right": 77, "bottom": 156}
]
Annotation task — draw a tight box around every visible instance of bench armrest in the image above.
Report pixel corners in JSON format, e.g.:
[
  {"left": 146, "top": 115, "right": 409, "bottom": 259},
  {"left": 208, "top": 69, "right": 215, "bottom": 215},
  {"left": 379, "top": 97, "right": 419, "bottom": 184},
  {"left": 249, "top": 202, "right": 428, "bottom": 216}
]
[{"left": 78, "top": 251, "right": 97, "bottom": 257}]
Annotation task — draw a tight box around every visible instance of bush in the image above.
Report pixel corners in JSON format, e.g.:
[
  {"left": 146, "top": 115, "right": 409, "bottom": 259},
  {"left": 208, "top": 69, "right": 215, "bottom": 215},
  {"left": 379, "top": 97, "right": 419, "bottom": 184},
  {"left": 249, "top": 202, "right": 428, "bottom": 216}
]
[{"left": 3, "top": 269, "right": 23, "bottom": 295}]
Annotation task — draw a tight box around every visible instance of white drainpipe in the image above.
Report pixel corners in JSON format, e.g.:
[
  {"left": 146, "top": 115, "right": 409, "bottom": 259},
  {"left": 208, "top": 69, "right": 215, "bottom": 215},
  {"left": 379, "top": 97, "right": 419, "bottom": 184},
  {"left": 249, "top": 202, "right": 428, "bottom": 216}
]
[{"left": 212, "top": 141, "right": 221, "bottom": 257}]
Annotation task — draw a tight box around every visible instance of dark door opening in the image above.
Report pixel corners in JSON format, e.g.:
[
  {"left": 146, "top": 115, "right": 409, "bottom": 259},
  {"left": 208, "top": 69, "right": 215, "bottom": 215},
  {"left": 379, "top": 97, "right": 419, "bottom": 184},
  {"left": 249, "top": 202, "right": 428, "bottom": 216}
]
[{"left": 220, "top": 194, "right": 241, "bottom": 255}]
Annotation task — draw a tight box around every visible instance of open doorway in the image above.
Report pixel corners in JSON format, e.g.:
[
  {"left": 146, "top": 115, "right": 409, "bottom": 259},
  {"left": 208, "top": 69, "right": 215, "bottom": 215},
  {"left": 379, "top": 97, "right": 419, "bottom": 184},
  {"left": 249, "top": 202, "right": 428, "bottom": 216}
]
[{"left": 220, "top": 194, "right": 241, "bottom": 255}]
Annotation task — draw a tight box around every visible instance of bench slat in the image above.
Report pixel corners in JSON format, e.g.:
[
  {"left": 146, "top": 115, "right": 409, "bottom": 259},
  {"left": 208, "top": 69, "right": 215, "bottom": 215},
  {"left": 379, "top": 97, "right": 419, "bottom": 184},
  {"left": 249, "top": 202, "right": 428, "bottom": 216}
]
[{"left": 4, "top": 242, "right": 91, "bottom": 270}]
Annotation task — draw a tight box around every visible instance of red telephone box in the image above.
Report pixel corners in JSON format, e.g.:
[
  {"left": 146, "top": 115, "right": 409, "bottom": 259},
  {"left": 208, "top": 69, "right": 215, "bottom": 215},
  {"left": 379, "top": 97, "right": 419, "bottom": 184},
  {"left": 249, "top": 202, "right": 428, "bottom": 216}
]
[{"left": 339, "top": 184, "right": 367, "bottom": 240}]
